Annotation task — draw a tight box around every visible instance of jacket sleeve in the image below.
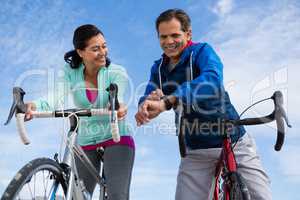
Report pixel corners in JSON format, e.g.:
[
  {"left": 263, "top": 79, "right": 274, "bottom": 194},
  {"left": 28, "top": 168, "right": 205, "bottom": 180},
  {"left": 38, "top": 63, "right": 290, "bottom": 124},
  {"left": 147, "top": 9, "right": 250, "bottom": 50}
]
[
  {"left": 138, "top": 63, "right": 160, "bottom": 106},
  {"left": 33, "top": 64, "right": 72, "bottom": 111},
  {"left": 108, "top": 64, "right": 129, "bottom": 104},
  {"left": 172, "top": 44, "right": 224, "bottom": 108}
]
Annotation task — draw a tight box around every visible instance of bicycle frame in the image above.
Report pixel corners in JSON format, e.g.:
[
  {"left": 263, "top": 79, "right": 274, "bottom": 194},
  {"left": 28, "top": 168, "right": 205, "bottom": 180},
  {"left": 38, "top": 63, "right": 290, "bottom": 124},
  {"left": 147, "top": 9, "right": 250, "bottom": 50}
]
[
  {"left": 212, "top": 135, "right": 237, "bottom": 200},
  {"left": 4, "top": 86, "right": 122, "bottom": 200},
  {"left": 54, "top": 115, "right": 107, "bottom": 200},
  {"left": 180, "top": 91, "right": 292, "bottom": 200}
]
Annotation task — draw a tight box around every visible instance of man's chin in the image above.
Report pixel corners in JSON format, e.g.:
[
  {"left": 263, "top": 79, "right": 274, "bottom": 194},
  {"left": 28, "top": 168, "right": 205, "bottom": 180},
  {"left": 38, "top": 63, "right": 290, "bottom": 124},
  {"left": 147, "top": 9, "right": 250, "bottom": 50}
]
[{"left": 164, "top": 52, "right": 180, "bottom": 58}]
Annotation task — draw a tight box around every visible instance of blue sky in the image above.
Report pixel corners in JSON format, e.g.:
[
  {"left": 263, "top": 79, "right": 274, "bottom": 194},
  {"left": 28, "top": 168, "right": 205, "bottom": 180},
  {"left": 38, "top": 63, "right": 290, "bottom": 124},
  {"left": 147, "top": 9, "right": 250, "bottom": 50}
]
[{"left": 0, "top": 0, "right": 299, "bottom": 199}]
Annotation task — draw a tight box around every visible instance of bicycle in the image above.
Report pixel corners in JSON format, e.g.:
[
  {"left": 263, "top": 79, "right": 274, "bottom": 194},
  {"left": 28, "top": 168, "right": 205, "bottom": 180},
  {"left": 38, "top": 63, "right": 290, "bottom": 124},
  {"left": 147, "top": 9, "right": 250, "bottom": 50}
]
[
  {"left": 1, "top": 83, "right": 122, "bottom": 200},
  {"left": 176, "top": 91, "right": 292, "bottom": 200}
]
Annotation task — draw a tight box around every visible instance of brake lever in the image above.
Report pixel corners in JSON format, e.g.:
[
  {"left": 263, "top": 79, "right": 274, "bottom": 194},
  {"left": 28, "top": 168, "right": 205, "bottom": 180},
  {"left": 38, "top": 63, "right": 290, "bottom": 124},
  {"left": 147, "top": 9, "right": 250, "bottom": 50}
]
[
  {"left": 4, "top": 87, "right": 27, "bottom": 125},
  {"left": 106, "top": 83, "right": 120, "bottom": 110},
  {"left": 271, "top": 90, "right": 292, "bottom": 151},
  {"left": 272, "top": 91, "right": 292, "bottom": 128},
  {"left": 278, "top": 105, "right": 292, "bottom": 128},
  {"left": 106, "top": 83, "right": 121, "bottom": 142}
]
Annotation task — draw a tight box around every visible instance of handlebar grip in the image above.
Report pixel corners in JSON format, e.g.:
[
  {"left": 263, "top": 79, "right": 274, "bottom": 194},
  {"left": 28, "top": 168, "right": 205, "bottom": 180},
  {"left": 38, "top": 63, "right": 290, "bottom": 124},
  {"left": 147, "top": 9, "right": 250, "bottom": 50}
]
[
  {"left": 16, "top": 113, "right": 30, "bottom": 145},
  {"left": 110, "top": 111, "right": 120, "bottom": 143},
  {"left": 178, "top": 113, "right": 186, "bottom": 158},
  {"left": 274, "top": 116, "right": 284, "bottom": 151},
  {"left": 111, "top": 122, "right": 120, "bottom": 142},
  {"left": 272, "top": 91, "right": 288, "bottom": 151}
]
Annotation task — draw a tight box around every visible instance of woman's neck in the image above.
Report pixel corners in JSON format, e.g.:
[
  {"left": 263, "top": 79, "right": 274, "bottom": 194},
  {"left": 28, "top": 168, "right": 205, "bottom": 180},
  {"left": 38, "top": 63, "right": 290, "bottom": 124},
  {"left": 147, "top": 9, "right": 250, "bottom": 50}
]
[
  {"left": 83, "top": 63, "right": 100, "bottom": 88},
  {"left": 83, "top": 63, "right": 101, "bottom": 78}
]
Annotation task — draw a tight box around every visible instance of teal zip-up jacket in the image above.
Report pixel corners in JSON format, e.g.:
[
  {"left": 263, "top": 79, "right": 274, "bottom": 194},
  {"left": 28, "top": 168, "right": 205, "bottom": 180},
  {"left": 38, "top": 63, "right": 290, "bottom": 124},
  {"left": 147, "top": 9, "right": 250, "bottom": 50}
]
[{"left": 34, "top": 63, "right": 130, "bottom": 146}]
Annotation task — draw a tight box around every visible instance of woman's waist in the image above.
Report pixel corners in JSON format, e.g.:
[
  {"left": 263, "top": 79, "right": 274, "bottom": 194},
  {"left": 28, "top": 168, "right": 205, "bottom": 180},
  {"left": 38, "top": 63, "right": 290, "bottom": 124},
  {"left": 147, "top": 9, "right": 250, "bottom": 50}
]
[{"left": 80, "top": 135, "right": 135, "bottom": 150}]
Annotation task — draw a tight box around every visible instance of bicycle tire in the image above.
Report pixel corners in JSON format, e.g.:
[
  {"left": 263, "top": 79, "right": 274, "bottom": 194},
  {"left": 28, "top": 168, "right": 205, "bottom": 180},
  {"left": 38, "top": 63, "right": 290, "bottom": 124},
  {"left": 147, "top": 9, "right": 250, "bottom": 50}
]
[{"left": 1, "top": 158, "right": 68, "bottom": 200}]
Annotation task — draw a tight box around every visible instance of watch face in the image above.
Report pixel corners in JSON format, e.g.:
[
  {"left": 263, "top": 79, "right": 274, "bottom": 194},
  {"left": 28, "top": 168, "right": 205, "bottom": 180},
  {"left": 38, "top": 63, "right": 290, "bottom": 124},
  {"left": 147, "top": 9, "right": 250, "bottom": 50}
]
[{"left": 164, "top": 96, "right": 173, "bottom": 110}]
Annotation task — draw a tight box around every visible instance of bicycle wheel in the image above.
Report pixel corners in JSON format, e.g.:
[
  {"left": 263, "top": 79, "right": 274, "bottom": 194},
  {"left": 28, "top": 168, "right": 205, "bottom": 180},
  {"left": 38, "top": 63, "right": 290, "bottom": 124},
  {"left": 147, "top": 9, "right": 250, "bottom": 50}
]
[
  {"left": 229, "top": 172, "right": 250, "bottom": 200},
  {"left": 1, "top": 158, "right": 68, "bottom": 200}
]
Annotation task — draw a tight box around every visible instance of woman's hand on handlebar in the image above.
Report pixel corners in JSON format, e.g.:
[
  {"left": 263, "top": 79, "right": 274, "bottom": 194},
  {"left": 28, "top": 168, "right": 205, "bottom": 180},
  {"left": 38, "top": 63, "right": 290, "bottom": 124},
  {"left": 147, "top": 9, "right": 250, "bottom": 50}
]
[
  {"left": 25, "top": 102, "right": 36, "bottom": 121},
  {"left": 117, "top": 103, "right": 127, "bottom": 120}
]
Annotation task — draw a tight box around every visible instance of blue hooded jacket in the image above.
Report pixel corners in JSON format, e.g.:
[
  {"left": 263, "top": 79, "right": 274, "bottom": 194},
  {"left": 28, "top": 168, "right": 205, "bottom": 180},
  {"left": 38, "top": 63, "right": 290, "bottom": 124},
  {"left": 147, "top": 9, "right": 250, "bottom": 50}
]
[{"left": 139, "top": 42, "right": 245, "bottom": 149}]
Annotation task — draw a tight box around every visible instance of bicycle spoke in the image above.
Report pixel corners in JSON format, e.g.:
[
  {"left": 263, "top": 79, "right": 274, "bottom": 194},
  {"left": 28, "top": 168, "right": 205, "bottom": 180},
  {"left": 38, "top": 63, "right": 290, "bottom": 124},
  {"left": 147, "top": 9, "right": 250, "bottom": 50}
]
[
  {"left": 1, "top": 158, "right": 67, "bottom": 199},
  {"left": 43, "top": 170, "right": 47, "bottom": 197},
  {"left": 43, "top": 171, "right": 48, "bottom": 197},
  {"left": 26, "top": 180, "right": 34, "bottom": 198},
  {"left": 34, "top": 173, "right": 36, "bottom": 197},
  {"left": 45, "top": 171, "right": 51, "bottom": 199}
]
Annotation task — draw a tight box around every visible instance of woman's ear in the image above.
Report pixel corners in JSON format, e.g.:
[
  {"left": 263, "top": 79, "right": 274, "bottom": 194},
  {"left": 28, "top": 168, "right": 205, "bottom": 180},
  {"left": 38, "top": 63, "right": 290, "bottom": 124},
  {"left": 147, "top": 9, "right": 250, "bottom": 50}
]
[{"left": 76, "top": 49, "right": 83, "bottom": 58}]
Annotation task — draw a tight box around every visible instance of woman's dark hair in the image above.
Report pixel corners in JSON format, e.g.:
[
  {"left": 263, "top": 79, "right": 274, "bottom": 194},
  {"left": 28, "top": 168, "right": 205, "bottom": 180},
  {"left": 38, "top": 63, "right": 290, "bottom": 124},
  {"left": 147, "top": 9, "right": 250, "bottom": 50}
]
[
  {"left": 64, "top": 24, "right": 110, "bottom": 68},
  {"left": 155, "top": 9, "right": 191, "bottom": 33}
]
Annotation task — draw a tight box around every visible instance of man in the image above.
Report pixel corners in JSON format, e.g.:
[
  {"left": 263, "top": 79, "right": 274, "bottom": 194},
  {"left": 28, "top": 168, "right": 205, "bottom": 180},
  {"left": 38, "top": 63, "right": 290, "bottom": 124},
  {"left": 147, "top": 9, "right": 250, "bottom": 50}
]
[{"left": 135, "top": 9, "right": 271, "bottom": 200}]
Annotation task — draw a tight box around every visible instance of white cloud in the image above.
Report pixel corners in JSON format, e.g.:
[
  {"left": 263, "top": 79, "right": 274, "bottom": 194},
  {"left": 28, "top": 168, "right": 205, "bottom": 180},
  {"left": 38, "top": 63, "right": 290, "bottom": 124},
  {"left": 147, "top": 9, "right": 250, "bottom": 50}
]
[
  {"left": 1, "top": 1, "right": 299, "bottom": 199},
  {"left": 137, "top": 145, "right": 151, "bottom": 157},
  {"left": 0, "top": 0, "right": 85, "bottom": 75},
  {"left": 275, "top": 145, "right": 300, "bottom": 183},
  {"left": 212, "top": 0, "right": 234, "bottom": 16},
  {"left": 132, "top": 167, "right": 176, "bottom": 185},
  {"left": 201, "top": 1, "right": 300, "bottom": 123},
  {"left": 0, "top": 161, "right": 14, "bottom": 188},
  {"left": 130, "top": 166, "right": 177, "bottom": 200},
  {"left": 200, "top": 1, "right": 300, "bottom": 195}
]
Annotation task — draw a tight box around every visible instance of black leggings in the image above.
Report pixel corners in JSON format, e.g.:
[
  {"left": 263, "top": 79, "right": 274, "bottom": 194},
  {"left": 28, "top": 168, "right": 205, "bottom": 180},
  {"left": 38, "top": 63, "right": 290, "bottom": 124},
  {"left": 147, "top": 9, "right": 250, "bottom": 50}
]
[{"left": 75, "top": 145, "right": 135, "bottom": 199}]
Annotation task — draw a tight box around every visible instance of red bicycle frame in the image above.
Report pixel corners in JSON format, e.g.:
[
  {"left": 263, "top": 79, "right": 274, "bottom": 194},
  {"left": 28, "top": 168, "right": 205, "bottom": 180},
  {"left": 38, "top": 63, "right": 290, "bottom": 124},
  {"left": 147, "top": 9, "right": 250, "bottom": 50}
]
[{"left": 214, "top": 136, "right": 237, "bottom": 200}]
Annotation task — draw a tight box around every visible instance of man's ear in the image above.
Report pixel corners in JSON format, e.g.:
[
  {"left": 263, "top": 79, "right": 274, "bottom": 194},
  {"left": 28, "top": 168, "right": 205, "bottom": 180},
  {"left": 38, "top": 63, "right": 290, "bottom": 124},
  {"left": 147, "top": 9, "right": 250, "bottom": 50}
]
[{"left": 187, "top": 28, "right": 192, "bottom": 40}]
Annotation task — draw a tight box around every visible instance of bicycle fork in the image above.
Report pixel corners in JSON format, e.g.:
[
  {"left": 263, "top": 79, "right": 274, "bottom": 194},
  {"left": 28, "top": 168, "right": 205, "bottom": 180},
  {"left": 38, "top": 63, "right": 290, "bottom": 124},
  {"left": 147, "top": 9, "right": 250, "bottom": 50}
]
[
  {"left": 212, "top": 137, "right": 237, "bottom": 200},
  {"left": 62, "top": 129, "right": 90, "bottom": 200},
  {"left": 224, "top": 137, "right": 237, "bottom": 200}
]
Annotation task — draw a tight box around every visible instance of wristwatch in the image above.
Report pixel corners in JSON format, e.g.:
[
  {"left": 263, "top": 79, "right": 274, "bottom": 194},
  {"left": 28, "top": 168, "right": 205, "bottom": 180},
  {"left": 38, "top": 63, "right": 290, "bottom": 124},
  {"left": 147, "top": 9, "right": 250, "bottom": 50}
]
[{"left": 161, "top": 95, "right": 178, "bottom": 110}]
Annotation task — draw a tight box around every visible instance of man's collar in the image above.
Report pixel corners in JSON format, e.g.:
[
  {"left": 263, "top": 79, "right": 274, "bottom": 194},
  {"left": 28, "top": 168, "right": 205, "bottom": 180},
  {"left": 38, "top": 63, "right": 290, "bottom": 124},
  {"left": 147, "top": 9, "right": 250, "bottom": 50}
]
[{"left": 161, "top": 40, "right": 195, "bottom": 64}]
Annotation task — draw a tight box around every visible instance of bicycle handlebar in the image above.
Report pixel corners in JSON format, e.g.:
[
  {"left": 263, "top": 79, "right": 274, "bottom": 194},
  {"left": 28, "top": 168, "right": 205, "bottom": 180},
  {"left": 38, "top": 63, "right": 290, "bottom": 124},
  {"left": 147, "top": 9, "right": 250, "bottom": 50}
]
[
  {"left": 5, "top": 85, "right": 121, "bottom": 145},
  {"left": 228, "top": 91, "right": 292, "bottom": 151},
  {"left": 106, "top": 83, "right": 120, "bottom": 142}
]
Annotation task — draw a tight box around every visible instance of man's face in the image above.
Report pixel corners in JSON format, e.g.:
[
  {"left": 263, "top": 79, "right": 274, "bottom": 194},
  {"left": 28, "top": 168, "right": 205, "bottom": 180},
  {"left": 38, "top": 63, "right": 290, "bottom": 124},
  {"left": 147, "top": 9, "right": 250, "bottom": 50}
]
[{"left": 158, "top": 18, "right": 191, "bottom": 63}]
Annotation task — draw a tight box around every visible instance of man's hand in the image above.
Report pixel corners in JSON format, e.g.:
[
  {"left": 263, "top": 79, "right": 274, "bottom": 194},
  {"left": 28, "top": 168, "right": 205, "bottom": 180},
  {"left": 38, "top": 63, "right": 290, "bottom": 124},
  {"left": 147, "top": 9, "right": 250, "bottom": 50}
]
[
  {"left": 135, "top": 99, "right": 166, "bottom": 126},
  {"left": 135, "top": 89, "right": 164, "bottom": 126},
  {"left": 142, "top": 99, "right": 166, "bottom": 119},
  {"left": 146, "top": 89, "right": 164, "bottom": 101},
  {"left": 135, "top": 103, "right": 150, "bottom": 126}
]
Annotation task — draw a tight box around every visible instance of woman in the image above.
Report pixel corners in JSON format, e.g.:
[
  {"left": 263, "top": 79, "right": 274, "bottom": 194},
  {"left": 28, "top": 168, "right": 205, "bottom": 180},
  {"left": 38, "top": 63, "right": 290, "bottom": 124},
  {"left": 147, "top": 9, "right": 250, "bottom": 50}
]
[{"left": 25, "top": 24, "right": 135, "bottom": 199}]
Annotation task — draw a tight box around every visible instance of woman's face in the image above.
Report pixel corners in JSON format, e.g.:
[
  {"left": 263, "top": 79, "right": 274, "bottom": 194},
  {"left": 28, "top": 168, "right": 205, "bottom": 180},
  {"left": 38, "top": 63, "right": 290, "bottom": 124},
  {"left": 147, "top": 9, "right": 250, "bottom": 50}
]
[{"left": 77, "top": 34, "right": 108, "bottom": 68}]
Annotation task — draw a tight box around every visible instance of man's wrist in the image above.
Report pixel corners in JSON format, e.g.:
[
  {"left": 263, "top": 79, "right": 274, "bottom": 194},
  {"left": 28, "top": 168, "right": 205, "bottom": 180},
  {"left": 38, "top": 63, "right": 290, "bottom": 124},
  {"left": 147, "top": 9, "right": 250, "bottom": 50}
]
[
  {"left": 160, "top": 95, "right": 178, "bottom": 110},
  {"left": 159, "top": 99, "right": 167, "bottom": 112}
]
